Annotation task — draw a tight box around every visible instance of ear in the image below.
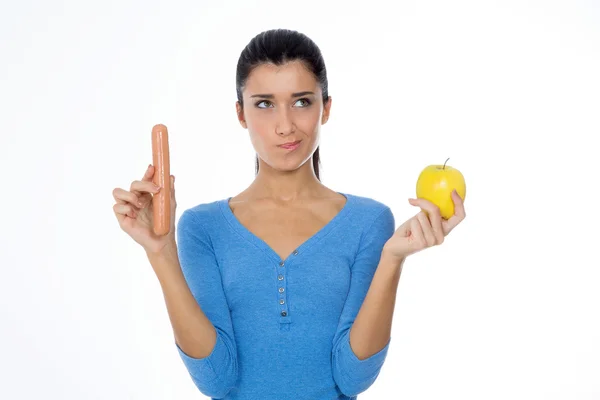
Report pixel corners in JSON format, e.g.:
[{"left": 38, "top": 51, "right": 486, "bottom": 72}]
[
  {"left": 236, "top": 101, "right": 247, "bottom": 129},
  {"left": 321, "top": 96, "right": 332, "bottom": 125}
]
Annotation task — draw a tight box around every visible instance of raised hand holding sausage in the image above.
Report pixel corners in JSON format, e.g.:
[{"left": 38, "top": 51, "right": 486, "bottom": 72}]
[{"left": 113, "top": 125, "right": 177, "bottom": 253}]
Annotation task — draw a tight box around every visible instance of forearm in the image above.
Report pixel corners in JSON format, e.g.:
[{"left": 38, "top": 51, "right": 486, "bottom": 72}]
[
  {"left": 349, "top": 251, "right": 404, "bottom": 360},
  {"left": 146, "top": 241, "right": 217, "bottom": 359}
]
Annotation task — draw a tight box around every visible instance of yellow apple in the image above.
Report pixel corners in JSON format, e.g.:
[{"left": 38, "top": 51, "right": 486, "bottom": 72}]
[{"left": 416, "top": 158, "right": 466, "bottom": 220}]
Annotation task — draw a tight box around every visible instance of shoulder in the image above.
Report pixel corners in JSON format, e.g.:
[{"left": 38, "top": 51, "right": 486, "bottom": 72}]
[
  {"left": 338, "top": 192, "right": 396, "bottom": 245},
  {"left": 345, "top": 192, "right": 394, "bottom": 225},
  {"left": 176, "top": 198, "right": 226, "bottom": 235},
  {"left": 341, "top": 193, "right": 396, "bottom": 256}
]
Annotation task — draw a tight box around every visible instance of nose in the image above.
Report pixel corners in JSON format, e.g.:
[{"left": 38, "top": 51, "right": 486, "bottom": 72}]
[{"left": 275, "top": 107, "right": 295, "bottom": 136}]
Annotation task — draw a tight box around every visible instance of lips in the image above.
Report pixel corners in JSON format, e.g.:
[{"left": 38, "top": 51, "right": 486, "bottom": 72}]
[{"left": 278, "top": 140, "right": 301, "bottom": 148}]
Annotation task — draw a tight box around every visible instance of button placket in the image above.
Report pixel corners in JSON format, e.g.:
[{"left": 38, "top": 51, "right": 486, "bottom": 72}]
[
  {"left": 277, "top": 249, "right": 299, "bottom": 321},
  {"left": 279, "top": 273, "right": 286, "bottom": 317},
  {"left": 278, "top": 260, "right": 287, "bottom": 317}
]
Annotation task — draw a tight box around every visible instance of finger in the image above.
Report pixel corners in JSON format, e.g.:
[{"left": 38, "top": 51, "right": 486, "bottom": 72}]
[
  {"left": 142, "top": 164, "right": 155, "bottom": 182},
  {"left": 171, "top": 175, "right": 177, "bottom": 215},
  {"left": 113, "top": 203, "right": 137, "bottom": 220},
  {"left": 171, "top": 175, "right": 175, "bottom": 194},
  {"left": 409, "top": 217, "right": 426, "bottom": 251},
  {"left": 112, "top": 187, "right": 143, "bottom": 208},
  {"left": 417, "top": 211, "right": 437, "bottom": 247},
  {"left": 409, "top": 197, "right": 439, "bottom": 215},
  {"left": 451, "top": 189, "right": 466, "bottom": 219},
  {"left": 130, "top": 180, "right": 160, "bottom": 197},
  {"left": 409, "top": 198, "right": 444, "bottom": 244},
  {"left": 130, "top": 165, "right": 157, "bottom": 197},
  {"left": 443, "top": 190, "right": 466, "bottom": 234}
]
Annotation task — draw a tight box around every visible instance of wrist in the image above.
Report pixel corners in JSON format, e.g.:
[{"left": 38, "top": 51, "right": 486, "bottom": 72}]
[
  {"left": 381, "top": 248, "right": 406, "bottom": 269},
  {"left": 146, "top": 239, "right": 178, "bottom": 262}
]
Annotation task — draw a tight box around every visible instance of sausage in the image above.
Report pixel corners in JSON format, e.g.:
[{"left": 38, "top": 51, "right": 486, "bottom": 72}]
[{"left": 151, "top": 124, "right": 171, "bottom": 236}]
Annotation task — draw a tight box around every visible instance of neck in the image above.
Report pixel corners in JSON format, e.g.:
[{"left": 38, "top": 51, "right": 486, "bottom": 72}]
[{"left": 247, "top": 159, "right": 323, "bottom": 202}]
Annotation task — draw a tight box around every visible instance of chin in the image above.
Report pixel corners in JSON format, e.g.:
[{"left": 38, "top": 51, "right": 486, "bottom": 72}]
[{"left": 263, "top": 155, "right": 313, "bottom": 173}]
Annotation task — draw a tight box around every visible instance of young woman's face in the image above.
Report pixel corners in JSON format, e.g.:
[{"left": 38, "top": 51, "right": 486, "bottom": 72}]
[{"left": 236, "top": 60, "right": 331, "bottom": 173}]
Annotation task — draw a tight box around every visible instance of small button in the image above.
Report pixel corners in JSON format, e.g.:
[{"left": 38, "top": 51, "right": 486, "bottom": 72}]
[
  {"left": 279, "top": 261, "right": 285, "bottom": 267},
  {"left": 281, "top": 311, "right": 287, "bottom": 317},
  {"left": 278, "top": 274, "right": 284, "bottom": 281},
  {"left": 279, "top": 288, "right": 284, "bottom": 293},
  {"left": 279, "top": 299, "right": 285, "bottom": 305},
  {"left": 293, "top": 250, "right": 298, "bottom": 255}
]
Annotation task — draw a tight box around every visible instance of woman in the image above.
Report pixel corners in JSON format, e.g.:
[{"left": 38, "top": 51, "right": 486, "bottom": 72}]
[{"left": 112, "top": 28, "right": 465, "bottom": 400}]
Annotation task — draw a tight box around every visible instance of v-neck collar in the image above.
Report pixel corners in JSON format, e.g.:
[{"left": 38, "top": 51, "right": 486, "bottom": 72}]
[{"left": 218, "top": 192, "right": 355, "bottom": 265}]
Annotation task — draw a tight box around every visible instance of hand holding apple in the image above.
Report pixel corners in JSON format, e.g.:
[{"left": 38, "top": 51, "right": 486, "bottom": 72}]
[
  {"left": 382, "top": 159, "right": 467, "bottom": 262},
  {"left": 382, "top": 192, "right": 466, "bottom": 261}
]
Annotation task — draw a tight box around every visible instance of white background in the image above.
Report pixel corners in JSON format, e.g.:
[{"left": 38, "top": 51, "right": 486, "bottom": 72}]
[{"left": 1, "top": 0, "right": 599, "bottom": 398}]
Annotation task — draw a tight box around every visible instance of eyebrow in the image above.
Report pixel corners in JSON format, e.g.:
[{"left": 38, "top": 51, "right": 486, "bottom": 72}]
[{"left": 250, "top": 91, "right": 315, "bottom": 99}]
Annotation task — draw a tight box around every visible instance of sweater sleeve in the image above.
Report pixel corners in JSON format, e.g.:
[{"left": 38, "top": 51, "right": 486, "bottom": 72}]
[
  {"left": 175, "top": 209, "right": 238, "bottom": 398},
  {"left": 331, "top": 206, "right": 396, "bottom": 397}
]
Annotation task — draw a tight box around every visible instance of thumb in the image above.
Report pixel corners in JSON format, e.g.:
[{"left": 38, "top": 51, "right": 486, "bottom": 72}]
[
  {"left": 169, "top": 175, "right": 177, "bottom": 228},
  {"left": 170, "top": 175, "right": 176, "bottom": 207}
]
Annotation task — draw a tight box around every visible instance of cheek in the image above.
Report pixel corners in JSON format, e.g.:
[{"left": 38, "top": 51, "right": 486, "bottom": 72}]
[
  {"left": 296, "top": 108, "right": 322, "bottom": 132},
  {"left": 246, "top": 119, "right": 272, "bottom": 151},
  {"left": 245, "top": 109, "right": 270, "bottom": 132}
]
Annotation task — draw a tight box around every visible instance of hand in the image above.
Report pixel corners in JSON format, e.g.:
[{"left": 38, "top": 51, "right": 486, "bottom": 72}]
[
  {"left": 112, "top": 164, "right": 177, "bottom": 254},
  {"left": 382, "top": 189, "right": 466, "bottom": 261}
]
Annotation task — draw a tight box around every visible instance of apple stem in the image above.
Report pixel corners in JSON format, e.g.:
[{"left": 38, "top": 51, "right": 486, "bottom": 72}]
[{"left": 443, "top": 157, "right": 450, "bottom": 170}]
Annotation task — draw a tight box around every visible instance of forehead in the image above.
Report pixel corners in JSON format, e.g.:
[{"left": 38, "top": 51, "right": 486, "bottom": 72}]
[{"left": 244, "top": 60, "right": 320, "bottom": 96}]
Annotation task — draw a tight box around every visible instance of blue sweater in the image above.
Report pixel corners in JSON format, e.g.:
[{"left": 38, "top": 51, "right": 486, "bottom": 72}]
[{"left": 174, "top": 192, "right": 396, "bottom": 399}]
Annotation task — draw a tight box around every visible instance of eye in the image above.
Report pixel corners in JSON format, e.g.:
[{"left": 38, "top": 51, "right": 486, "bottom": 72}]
[
  {"left": 255, "top": 100, "right": 273, "bottom": 109},
  {"left": 294, "top": 98, "right": 311, "bottom": 107}
]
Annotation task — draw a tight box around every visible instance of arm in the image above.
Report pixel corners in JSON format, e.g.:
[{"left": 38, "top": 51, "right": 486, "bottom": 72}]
[
  {"left": 331, "top": 206, "right": 398, "bottom": 397},
  {"left": 146, "top": 209, "right": 238, "bottom": 398},
  {"left": 349, "top": 251, "right": 404, "bottom": 360}
]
